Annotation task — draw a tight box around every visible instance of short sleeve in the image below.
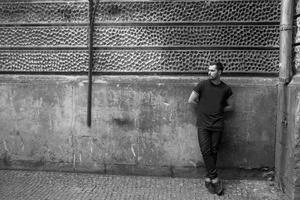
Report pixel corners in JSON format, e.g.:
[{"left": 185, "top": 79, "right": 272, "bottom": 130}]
[
  {"left": 225, "top": 87, "right": 233, "bottom": 100},
  {"left": 193, "top": 81, "right": 204, "bottom": 96}
]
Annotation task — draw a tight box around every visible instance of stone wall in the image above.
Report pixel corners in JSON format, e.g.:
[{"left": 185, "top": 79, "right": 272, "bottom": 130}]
[
  {"left": 0, "top": 0, "right": 279, "bottom": 73},
  {"left": 0, "top": 0, "right": 280, "bottom": 176}
]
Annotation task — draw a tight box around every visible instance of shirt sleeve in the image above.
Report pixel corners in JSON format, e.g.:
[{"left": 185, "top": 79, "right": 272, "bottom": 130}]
[
  {"left": 193, "top": 81, "right": 203, "bottom": 96},
  {"left": 225, "top": 87, "right": 233, "bottom": 100}
]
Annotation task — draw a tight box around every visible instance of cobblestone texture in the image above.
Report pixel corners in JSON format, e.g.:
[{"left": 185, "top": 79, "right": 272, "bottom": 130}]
[{"left": 0, "top": 170, "right": 287, "bottom": 200}]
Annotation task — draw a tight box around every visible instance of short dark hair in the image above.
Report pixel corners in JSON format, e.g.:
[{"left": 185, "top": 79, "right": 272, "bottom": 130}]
[{"left": 210, "top": 62, "right": 224, "bottom": 72}]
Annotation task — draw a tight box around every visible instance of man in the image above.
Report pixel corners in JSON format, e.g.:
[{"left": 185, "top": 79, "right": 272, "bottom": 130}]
[{"left": 188, "top": 62, "right": 233, "bottom": 195}]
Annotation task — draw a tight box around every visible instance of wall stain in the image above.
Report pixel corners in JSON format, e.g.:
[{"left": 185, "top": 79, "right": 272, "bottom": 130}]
[{"left": 112, "top": 117, "right": 135, "bottom": 130}]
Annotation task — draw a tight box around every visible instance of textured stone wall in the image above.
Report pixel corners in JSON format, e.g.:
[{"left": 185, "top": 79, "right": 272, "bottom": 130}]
[
  {"left": 0, "top": 0, "right": 280, "bottom": 176},
  {"left": 0, "top": 0, "right": 280, "bottom": 74}
]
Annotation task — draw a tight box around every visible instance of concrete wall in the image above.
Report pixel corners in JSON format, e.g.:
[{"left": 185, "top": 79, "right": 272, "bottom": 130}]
[
  {"left": 0, "top": 75, "right": 278, "bottom": 176},
  {"left": 278, "top": 75, "right": 300, "bottom": 200},
  {"left": 0, "top": 0, "right": 280, "bottom": 177},
  {"left": 279, "top": 1, "right": 300, "bottom": 199}
]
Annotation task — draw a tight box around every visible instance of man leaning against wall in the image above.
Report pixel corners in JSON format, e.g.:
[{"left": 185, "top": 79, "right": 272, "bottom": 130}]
[{"left": 188, "top": 62, "right": 234, "bottom": 196}]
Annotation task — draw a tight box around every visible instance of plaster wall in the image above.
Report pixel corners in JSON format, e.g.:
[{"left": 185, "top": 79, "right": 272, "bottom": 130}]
[
  {"left": 279, "top": 75, "right": 300, "bottom": 200},
  {"left": 282, "top": 0, "right": 300, "bottom": 199},
  {"left": 277, "top": 76, "right": 300, "bottom": 200},
  {"left": 0, "top": 75, "right": 277, "bottom": 175}
]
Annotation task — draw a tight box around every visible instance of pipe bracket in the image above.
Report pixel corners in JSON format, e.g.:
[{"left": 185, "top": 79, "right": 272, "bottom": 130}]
[
  {"left": 279, "top": 77, "right": 290, "bottom": 84},
  {"left": 279, "top": 24, "right": 294, "bottom": 31}
]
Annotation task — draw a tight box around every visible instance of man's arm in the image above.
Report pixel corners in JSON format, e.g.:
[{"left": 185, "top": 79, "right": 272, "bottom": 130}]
[
  {"left": 224, "top": 95, "right": 234, "bottom": 112},
  {"left": 188, "top": 91, "right": 199, "bottom": 115},
  {"left": 188, "top": 91, "right": 199, "bottom": 104}
]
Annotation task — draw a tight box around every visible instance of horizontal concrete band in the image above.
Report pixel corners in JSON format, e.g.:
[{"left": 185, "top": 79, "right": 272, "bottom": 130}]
[
  {"left": 0, "top": 74, "right": 279, "bottom": 84},
  {"left": 0, "top": 75, "right": 277, "bottom": 174},
  {"left": 0, "top": 75, "right": 280, "bottom": 87}
]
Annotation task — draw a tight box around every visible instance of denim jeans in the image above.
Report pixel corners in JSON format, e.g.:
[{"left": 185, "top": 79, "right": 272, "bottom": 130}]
[{"left": 197, "top": 128, "right": 222, "bottom": 179}]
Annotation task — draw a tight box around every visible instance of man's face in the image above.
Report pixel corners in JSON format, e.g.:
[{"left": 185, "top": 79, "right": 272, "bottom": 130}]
[{"left": 208, "top": 65, "right": 220, "bottom": 80}]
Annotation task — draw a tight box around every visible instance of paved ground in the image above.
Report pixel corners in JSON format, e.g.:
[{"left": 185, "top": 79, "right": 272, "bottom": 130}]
[{"left": 0, "top": 170, "right": 288, "bottom": 200}]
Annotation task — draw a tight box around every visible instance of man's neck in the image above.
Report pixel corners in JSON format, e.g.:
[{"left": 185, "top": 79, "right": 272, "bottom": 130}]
[{"left": 210, "top": 78, "right": 221, "bottom": 85}]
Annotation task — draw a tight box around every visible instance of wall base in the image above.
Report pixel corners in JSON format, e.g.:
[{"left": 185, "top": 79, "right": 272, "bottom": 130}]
[{"left": 0, "top": 159, "right": 271, "bottom": 180}]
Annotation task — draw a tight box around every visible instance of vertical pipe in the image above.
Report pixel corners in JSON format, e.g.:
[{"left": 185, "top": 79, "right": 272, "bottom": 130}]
[
  {"left": 279, "top": 0, "right": 294, "bottom": 83},
  {"left": 276, "top": 0, "right": 294, "bottom": 190},
  {"left": 87, "top": 0, "right": 94, "bottom": 127}
]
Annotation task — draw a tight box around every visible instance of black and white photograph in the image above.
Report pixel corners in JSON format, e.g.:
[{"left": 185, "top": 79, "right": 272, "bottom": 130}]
[{"left": 0, "top": 0, "right": 296, "bottom": 199}]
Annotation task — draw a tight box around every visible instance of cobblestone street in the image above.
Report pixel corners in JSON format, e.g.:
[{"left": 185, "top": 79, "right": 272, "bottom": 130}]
[{"left": 0, "top": 170, "right": 288, "bottom": 200}]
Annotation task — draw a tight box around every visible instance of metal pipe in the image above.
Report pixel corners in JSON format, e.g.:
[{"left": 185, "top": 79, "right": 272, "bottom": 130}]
[
  {"left": 279, "top": 0, "right": 294, "bottom": 83},
  {"left": 87, "top": 0, "right": 96, "bottom": 127},
  {"left": 275, "top": 0, "right": 294, "bottom": 190}
]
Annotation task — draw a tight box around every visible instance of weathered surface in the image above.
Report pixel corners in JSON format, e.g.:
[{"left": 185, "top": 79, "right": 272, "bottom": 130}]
[
  {"left": 280, "top": 75, "right": 300, "bottom": 200},
  {"left": 220, "top": 78, "right": 278, "bottom": 168},
  {"left": 0, "top": 76, "right": 74, "bottom": 168},
  {"left": 0, "top": 75, "right": 277, "bottom": 175},
  {"left": 0, "top": 170, "right": 288, "bottom": 200},
  {"left": 0, "top": 0, "right": 280, "bottom": 74}
]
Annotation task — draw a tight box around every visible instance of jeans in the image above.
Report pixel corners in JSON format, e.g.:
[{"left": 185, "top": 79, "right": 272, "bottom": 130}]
[{"left": 197, "top": 128, "right": 222, "bottom": 179}]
